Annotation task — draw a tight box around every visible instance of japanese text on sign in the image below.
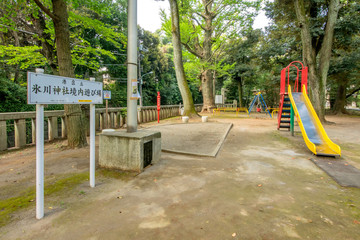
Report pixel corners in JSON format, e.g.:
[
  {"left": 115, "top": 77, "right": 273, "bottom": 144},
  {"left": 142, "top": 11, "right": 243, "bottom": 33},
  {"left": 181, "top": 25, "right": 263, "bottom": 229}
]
[{"left": 27, "top": 72, "right": 103, "bottom": 104}]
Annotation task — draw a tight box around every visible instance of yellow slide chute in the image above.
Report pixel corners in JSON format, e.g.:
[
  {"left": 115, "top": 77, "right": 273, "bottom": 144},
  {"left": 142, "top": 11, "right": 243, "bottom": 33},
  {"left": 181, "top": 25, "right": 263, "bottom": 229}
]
[{"left": 288, "top": 85, "right": 341, "bottom": 157}]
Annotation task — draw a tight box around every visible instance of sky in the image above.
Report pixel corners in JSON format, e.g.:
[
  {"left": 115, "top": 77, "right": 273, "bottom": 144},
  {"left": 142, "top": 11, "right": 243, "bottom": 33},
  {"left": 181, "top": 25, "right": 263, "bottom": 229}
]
[{"left": 137, "top": 0, "right": 270, "bottom": 33}]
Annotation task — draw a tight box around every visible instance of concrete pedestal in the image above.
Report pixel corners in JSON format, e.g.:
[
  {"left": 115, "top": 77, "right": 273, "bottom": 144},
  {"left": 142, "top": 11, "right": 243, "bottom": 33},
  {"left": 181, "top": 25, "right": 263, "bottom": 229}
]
[
  {"left": 182, "top": 116, "right": 189, "bottom": 123},
  {"left": 99, "top": 130, "right": 161, "bottom": 172}
]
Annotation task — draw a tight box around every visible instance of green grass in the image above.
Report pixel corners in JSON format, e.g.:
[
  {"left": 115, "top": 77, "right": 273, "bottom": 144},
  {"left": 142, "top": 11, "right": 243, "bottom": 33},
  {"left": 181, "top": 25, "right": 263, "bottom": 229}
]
[
  {"left": 0, "top": 168, "right": 138, "bottom": 228},
  {"left": 271, "top": 130, "right": 291, "bottom": 143},
  {"left": 0, "top": 172, "right": 89, "bottom": 227},
  {"left": 96, "top": 168, "right": 138, "bottom": 180}
]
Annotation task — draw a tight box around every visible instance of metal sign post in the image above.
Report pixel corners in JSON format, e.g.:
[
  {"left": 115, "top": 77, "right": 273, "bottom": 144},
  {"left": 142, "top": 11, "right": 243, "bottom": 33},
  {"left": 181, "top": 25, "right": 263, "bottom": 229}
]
[
  {"left": 36, "top": 103, "right": 44, "bottom": 219},
  {"left": 89, "top": 77, "right": 97, "bottom": 188},
  {"left": 157, "top": 91, "right": 160, "bottom": 123},
  {"left": 28, "top": 71, "right": 103, "bottom": 219}
]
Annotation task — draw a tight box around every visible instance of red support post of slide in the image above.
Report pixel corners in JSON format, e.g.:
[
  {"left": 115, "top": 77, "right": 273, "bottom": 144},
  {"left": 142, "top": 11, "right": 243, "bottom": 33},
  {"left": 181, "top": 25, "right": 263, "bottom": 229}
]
[
  {"left": 301, "top": 67, "right": 308, "bottom": 94},
  {"left": 280, "top": 68, "right": 286, "bottom": 95}
]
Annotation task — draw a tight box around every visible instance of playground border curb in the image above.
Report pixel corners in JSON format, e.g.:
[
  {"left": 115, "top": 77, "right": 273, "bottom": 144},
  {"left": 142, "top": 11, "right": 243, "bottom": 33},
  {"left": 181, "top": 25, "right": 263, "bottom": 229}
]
[{"left": 159, "top": 123, "right": 233, "bottom": 157}]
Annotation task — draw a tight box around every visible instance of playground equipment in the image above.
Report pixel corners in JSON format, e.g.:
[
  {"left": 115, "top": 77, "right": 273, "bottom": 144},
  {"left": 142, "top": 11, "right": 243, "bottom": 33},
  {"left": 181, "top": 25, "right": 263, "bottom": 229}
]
[
  {"left": 213, "top": 107, "right": 249, "bottom": 115},
  {"left": 248, "top": 92, "right": 271, "bottom": 117},
  {"left": 213, "top": 100, "right": 249, "bottom": 115},
  {"left": 278, "top": 61, "right": 341, "bottom": 157}
]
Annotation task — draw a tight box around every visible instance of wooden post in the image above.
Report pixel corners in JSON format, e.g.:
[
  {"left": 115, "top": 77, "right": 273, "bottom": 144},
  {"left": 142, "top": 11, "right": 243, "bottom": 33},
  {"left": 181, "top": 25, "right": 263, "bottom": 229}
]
[
  {"left": 48, "top": 117, "right": 58, "bottom": 141},
  {"left": 105, "top": 100, "right": 108, "bottom": 128},
  {"left": 99, "top": 113, "right": 104, "bottom": 130},
  {"left": 31, "top": 118, "right": 36, "bottom": 144},
  {"left": 0, "top": 121, "right": 7, "bottom": 150},
  {"left": 95, "top": 112, "right": 100, "bottom": 130},
  {"left": 61, "top": 117, "right": 67, "bottom": 138},
  {"left": 114, "top": 112, "right": 119, "bottom": 128},
  {"left": 14, "top": 119, "right": 26, "bottom": 148}
]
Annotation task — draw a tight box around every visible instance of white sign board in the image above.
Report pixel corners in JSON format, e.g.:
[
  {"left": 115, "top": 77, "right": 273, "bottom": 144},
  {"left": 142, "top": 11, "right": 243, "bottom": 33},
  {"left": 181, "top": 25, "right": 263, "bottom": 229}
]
[
  {"left": 27, "top": 72, "right": 103, "bottom": 104},
  {"left": 215, "top": 95, "right": 223, "bottom": 104}
]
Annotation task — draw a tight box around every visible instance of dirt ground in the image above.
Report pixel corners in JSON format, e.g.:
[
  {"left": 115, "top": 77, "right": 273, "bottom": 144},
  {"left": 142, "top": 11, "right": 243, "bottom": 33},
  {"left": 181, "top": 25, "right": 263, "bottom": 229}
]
[{"left": 0, "top": 113, "right": 360, "bottom": 239}]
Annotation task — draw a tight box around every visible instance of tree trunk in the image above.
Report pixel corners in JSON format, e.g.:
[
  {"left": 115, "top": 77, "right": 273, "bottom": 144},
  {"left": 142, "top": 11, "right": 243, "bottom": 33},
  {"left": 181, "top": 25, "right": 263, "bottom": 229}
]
[
  {"left": 32, "top": 11, "right": 58, "bottom": 74},
  {"left": 12, "top": 30, "right": 20, "bottom": 84},
  {"left": 52, "top": 0, "right": 87, "bottom": 147},
  {"left": 237, "top": 78, "right": 243, "bottom": 108},
  {"left": 317, "top": 0, "right": 341, "bottom": 117},
  {"left": 201, "top": 69, "right": 215, "bottom": 112},
  {"left": 332, "top": 78, "right": 348, "bottom": 114},
  {"left": 169, "top": 0, "right": 198, "bottom": 117},
  {"left": 200, "top": 2, "right": 215, "bottom": 112},
  {"left": 294, "top": 0, "right": 341, "bottom": 122}
]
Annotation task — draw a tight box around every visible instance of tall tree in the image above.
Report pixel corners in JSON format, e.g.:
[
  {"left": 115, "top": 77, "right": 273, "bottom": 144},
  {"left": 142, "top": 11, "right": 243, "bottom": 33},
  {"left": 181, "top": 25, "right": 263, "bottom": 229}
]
[
  {"left": 328, "top": 2, "right": 360, "bottom": 114},
  {"left": 294, "top": 0, "right": 342, "bottom": 121},
  {"left": 168, "top": 0, "right": 198, "bottom": 117},
  {"left": 169, "top": 0, "right": 260, "bottom": 112},
  {"left": 224, "top": 30, "right": 261, "bottom": 107},
  {"left": 33, "top": 0, "right": 87, "bottom": 147}
]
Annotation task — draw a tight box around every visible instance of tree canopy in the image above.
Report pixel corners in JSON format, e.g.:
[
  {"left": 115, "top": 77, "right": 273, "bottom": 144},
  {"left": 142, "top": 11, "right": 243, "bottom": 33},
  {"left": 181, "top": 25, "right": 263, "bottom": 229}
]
[{"left": 1, "top": 0, "right": 359, "bottom": 119}]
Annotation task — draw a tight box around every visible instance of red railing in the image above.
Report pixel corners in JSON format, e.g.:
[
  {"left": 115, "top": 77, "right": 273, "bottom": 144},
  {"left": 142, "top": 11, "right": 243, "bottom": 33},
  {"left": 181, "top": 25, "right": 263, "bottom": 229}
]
[{"left": 278, "top": 61, "right": 308, "bottom": 129}]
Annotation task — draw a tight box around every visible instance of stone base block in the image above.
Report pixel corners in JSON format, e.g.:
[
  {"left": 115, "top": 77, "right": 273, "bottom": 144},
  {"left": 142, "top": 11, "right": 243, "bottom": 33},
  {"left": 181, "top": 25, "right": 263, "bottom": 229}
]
[
  {"left": 182, "top": 116, "right": 189, "bottom": 123},
  {"left": 99, "top": 130, "right": 161, "bottom": 172}
]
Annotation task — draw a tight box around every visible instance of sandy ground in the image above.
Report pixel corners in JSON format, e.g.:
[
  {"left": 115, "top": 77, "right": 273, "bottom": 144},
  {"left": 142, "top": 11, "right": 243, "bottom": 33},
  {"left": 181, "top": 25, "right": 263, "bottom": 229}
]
[
  {"left": 147, "top": 122, "right": 232, "bottom": 156},
  {"left": 0, "top": 113, "right": 360, "bottom": 239}
]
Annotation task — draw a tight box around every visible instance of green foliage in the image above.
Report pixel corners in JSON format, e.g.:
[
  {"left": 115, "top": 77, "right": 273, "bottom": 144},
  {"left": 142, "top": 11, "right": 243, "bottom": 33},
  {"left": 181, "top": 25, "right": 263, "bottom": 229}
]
[
  {"left": 0, "top": 45, "right": 47, "bottom": 69},
  {"left": 327, "top": 1, "right": 360, "bottom": 110},
  {"left": 0, "top": 76, "right": 35, "bottom": 112},
  {"left": 161, "top": 0, "right": 261, "bottom": 107},
  {"left": 119, "top": 108, "right": 127, "bottom": 118},
  {"left": 103, "top": 82, "right": 127, "bottom": 107},
  {"left": 138, "top": 28, "right": 200, "bottom": 106}
]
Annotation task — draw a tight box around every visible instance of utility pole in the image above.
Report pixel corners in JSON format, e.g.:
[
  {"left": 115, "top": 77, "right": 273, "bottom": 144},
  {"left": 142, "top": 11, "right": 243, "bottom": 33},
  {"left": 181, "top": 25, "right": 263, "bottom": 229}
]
[{"left": 127, "top": 0, "right": 138, "bottom": 132}]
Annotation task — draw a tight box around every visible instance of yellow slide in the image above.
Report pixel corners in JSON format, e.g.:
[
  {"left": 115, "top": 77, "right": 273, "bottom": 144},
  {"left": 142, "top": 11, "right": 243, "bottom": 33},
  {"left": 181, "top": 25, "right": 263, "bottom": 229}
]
[{"left": 288, "top": 85, "right": 341, "bottom": 157}]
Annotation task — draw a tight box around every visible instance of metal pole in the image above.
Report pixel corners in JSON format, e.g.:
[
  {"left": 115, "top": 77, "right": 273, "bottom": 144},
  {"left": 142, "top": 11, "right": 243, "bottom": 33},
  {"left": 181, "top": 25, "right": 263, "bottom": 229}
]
[
  {"left": 36, "top": 104, "right": 44, "bottom": 219},
  {"left": 290, "top": 104, "right": 294, "bottom": 136},
  {"left": 89, "top": 77, "right": 96, "bottom": 187},
  {"left": 127, "top": 0, "right": 138, "bottom": 132},
  {"left": 34, "top": 68, "right": 45, "bottom": 220}
]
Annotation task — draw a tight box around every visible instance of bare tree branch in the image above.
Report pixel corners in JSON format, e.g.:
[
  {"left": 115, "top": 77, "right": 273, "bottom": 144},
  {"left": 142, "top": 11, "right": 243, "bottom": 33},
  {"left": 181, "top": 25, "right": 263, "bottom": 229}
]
[
  {"left": 346, "top": 87, "right": 360, "bottom": 99},
  {"left": 32, "top": 0, "right": 58, "bottom": 20},
  {"left": 182, "top": 42, "right": 203, "bottom": 59},
  {"left": 191, "top": 15, "right": 206, "bottom": 31},
  {"left": 194, "top": 11, "right": 206, "bottom": 20}
]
